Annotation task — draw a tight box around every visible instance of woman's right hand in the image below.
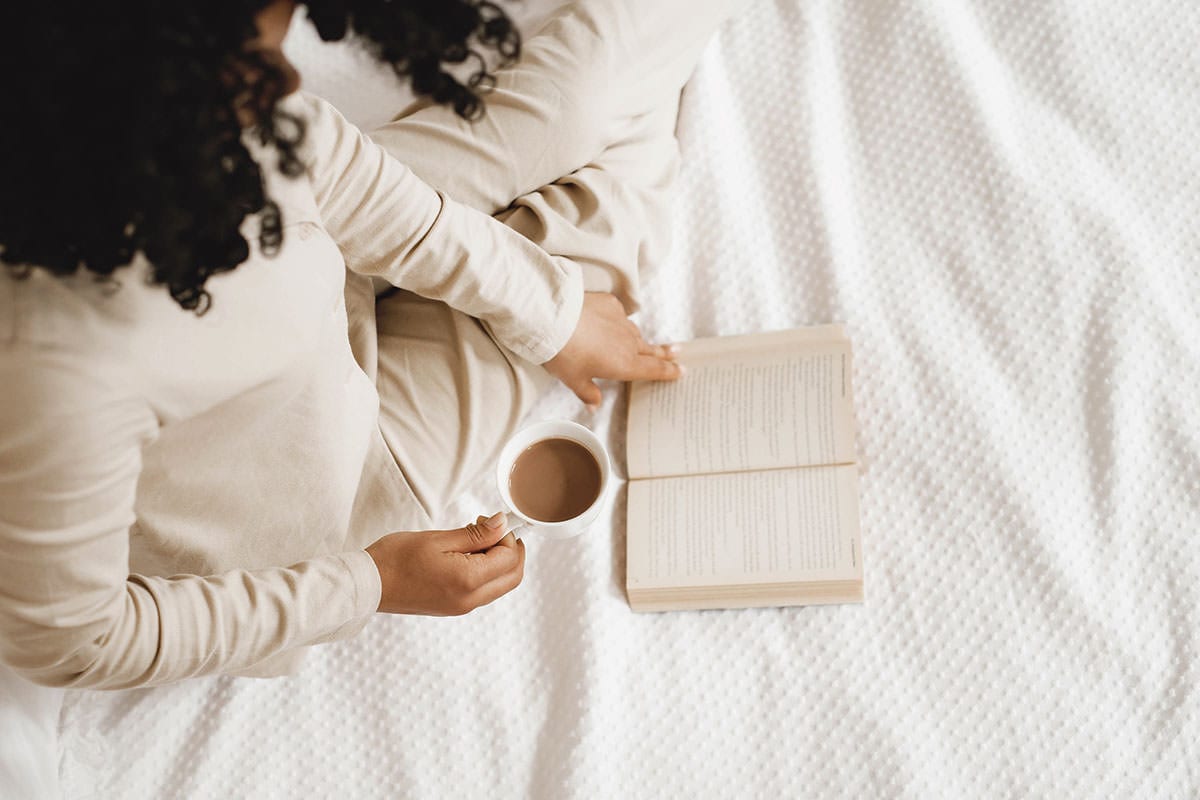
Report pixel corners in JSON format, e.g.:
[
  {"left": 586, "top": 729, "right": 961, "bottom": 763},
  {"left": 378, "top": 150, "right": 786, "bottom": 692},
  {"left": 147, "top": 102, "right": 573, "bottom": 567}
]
[
  {"left": 365, "top": 511, "right": 524, "bottom": 616},
  {"left": 543, "top": 292, "right": 682, "bottom": 408}
]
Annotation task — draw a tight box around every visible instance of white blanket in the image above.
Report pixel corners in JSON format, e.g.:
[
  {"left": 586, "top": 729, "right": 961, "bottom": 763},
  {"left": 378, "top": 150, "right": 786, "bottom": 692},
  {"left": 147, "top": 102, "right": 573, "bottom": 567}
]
[{"left": 60, "top": 1, "right": 1200, "bottom": 797}]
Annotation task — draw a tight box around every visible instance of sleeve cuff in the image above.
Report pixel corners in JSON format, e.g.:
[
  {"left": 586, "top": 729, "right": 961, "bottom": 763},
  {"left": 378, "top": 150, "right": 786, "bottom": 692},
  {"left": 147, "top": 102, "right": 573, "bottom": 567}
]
[
  {"left": 508, "top": 257, "right": 585, "bottom": 364},
  {"left": 327, "top": 549, "right": 381, "bottom": 640}
]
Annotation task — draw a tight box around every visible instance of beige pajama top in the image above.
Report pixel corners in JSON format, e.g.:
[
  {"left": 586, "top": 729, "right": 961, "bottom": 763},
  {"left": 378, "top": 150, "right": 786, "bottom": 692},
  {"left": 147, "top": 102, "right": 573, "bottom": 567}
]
[{"left": 0, "top": 92, "right": 583, "bottom": 689}]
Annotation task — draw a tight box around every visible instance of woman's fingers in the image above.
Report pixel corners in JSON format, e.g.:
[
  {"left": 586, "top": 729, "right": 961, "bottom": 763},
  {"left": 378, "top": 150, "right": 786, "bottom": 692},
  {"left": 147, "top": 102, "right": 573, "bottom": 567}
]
[
  {"left": 569, "top": 377, "right": 603, "bottom": 408},
  {"left": 439, "top": 512, "right": 509, "bottom": 552},
  {"left": 465, "top": 531, "right": 523, "bottom": 583},
  {"left": 459, "top": 515, "right": 522, "bottom": 582},
  {"left": 542, "top": 293, "right": 686, "bottom": 408},
  {"left": 636, "top": 340, "right": 679, "bottom": 360},
  {"left": 627, "top": 316, "right": 676, "bottom": 361},
  {"left": 630, "top": 353, "right": 685, "bottom": 381},
  {"left": 566, "top": 346, "right": 681, "bottom": 398},
  {"left": 621, "top": 321, "right": 682, "bottom": 381},
  {"left": 466, "top": 540, "right": 526, "bottom": 608}
]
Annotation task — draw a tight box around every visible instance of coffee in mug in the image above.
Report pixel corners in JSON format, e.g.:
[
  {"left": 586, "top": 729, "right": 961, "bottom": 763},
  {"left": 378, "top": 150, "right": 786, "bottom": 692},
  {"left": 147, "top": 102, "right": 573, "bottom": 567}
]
[
  {"left": 507, "top": 436, "right": 601, "bottom": 523},
  {"left": 495, "top": 419, "right": 612, "bottom": 541}
]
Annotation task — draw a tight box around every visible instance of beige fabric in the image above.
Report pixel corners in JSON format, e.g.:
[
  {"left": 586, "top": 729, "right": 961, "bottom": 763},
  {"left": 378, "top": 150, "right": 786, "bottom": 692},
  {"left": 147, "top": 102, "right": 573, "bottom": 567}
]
[
  {"left": 359, "top": 0, "right": 756, "bottom": 522},
  {"left": 364, "top": 100, "right": 685, "bottom": 526},
  {"left": 0, "top": 0, "right": 744, "bottom": 692}
]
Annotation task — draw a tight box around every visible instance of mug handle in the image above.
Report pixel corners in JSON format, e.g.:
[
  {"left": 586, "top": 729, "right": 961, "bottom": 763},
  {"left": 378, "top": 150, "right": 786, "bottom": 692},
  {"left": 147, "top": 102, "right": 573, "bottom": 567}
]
[{"left": 507, "top": 520, "right": 531, "bottom": 539}]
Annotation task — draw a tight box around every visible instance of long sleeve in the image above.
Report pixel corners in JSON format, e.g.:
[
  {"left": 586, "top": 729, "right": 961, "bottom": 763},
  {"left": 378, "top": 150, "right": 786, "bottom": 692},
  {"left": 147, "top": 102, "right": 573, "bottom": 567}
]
[
  {"left": 297, "top": 91, "right": 584, "bottom": 365},
  {"left": 0, "top": 352, "right": 381, "bottom": 690}
]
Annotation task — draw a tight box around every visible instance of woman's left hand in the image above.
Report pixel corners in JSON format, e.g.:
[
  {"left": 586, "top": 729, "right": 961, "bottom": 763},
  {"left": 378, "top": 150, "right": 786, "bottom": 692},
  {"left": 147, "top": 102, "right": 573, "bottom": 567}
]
[{"left": 543, "top": 292, "right": 683, "bottom": 408}]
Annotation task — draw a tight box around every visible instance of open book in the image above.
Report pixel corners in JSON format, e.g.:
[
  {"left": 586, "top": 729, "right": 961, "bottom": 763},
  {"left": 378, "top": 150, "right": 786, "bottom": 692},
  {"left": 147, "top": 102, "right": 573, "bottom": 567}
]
[{"left": 625, "top": 325, "right": 863, "bottom": 612}]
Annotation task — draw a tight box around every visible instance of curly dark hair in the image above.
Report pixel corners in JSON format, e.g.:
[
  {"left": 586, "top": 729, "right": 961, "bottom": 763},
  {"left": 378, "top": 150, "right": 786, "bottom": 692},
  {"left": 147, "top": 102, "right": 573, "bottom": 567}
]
[{"left": 0, "top": 0, "right": 519, "bottom": 312}]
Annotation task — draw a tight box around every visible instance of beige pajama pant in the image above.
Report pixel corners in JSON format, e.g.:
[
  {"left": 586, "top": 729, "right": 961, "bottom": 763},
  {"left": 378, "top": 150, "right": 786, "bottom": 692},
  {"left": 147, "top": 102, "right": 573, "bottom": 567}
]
[{"left": 353, "top": 0, "right": 749, "bottom": 529}]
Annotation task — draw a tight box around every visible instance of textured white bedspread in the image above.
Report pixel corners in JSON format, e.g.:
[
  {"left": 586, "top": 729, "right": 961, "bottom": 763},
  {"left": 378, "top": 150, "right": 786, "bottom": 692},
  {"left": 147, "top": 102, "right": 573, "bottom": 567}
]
[{"left": 60, "top": 1, "right": 1200, "bottom": 797}]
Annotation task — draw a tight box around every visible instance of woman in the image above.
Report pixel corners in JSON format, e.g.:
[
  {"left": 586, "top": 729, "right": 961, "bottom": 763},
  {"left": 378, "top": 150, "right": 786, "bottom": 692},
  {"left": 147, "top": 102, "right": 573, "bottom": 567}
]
[{"left": 0, "top": 0, "right": 744, "bottom": 789}]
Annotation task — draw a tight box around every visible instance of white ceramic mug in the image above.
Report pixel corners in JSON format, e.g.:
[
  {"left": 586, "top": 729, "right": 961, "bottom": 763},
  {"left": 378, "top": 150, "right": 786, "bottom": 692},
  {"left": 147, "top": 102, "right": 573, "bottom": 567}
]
[{"left": 495, "top": 420, "right": 612, "bottom": 540}]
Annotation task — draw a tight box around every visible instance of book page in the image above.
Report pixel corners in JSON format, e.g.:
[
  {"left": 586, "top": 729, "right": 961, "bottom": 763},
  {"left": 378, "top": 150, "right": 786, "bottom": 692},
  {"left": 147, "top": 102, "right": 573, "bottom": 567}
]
[
  {"left": 626, "top": 465, "right": 862, "bottom": 590},
  {"left": 626, "top": 328, "right": 856, "bottom": 480}
]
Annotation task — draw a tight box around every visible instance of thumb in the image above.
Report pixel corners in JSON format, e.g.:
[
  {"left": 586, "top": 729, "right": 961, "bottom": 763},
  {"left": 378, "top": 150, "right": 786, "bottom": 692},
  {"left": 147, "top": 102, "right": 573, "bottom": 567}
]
[
  {"left": 441, "top": 511, "right": 509, "bottom": 553},
  {"left": 572, "top": 380, "right": 603, "bottom": 409}
]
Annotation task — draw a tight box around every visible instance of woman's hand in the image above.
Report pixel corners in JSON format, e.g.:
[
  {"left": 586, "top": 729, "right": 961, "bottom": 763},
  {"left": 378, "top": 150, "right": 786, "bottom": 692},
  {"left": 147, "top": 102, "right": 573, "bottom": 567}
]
[
  {"left": 543, "top": 292, "right": 683, "bottom": 407},
  {"left": 365, "top": 512, "right": 524, "bottom": 616}
]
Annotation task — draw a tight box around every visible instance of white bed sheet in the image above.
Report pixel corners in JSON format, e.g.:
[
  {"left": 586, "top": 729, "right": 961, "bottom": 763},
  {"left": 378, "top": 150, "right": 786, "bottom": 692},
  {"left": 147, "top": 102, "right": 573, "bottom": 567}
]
[{"left": 59, "top": 1, "right": 1200, "bottom": 797}]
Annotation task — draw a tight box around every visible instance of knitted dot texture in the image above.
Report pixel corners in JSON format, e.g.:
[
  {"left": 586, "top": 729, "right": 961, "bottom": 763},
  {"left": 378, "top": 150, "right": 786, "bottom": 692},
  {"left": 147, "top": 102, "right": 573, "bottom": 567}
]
[{"left": 59, "top": 1, "right": 1200, "bottom": 798}]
